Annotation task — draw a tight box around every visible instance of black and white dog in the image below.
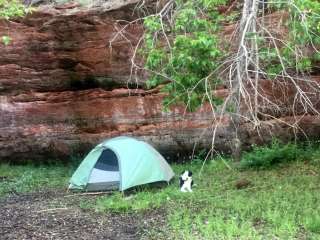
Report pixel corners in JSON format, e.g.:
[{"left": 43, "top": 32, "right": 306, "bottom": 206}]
[{"left": 179, "top": 170, "right": 194, "bottom": 192}]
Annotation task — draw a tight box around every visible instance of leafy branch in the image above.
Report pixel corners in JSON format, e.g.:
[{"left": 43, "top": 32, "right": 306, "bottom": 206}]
[{"left": 111, "top": 0, "right": 320, "bottom": 164}]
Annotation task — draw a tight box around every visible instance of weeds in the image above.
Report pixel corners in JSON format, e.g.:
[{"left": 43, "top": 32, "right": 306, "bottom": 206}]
[
  {"left": 240, "top": 139, "right": 319, "bottom": 169},
  {"left": 304, "top": 215, "right": 320, "bottom": 234}
]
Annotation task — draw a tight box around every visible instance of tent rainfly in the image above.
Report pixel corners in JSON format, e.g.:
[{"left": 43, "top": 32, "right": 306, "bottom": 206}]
[{"left": 69, "top": 136, "right": 174, "bottom": 191}]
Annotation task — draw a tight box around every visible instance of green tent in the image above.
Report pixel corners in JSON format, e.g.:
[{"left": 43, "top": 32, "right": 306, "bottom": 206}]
[{"left": 69, "top": 136, "right": 174, "bottom": 191}]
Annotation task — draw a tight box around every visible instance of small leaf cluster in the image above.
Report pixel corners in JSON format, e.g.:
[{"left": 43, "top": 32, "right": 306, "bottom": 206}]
[
  {"left": 0, "top": 0, "right": 27, "bottom": 20},
  {"left": 143, "top": 0, "right": 227, "bottom": 111},
  {"left": 0, "top": 0, "right": 29, "bottom": 46},
  {"left": 1, "top": 35, "right": 11, "bottom": 46},
  {"left": 259, "top": 0, "right": 320, "bottom": 78},
  {"left": 289, "top": 0, "right": 320, "bottom": 66}
]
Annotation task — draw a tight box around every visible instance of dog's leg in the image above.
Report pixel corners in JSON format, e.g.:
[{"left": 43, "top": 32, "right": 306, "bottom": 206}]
[
  {"left": 180, "top": 182, "right": 188, "bottom": 192},
  {"left": 181, "top": 186, "right": 187, "bottom": 192},
  {"left": 187, "top": 184, "right": 193, "bottom": 192}
]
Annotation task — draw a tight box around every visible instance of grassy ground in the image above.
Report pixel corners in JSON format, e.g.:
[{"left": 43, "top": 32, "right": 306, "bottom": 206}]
[
  {"left": 1, "top": 156, "right": 320, "bottom": 239},
  {"left": 0, "top": 164, "right": 73, "bottom": 196},
  {"left": 94, "top": 160, "right": 320, "bottom": 240}
]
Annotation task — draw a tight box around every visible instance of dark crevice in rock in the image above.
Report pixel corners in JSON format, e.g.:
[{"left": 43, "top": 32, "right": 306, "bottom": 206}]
[
  {"left": 58, "top": 58, "right": 79, "bottom": 70},
  {"left": 67, "top": 75, "right": 144, "bottom": 91}
]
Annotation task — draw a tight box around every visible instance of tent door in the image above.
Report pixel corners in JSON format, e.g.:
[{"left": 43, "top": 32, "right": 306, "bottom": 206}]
[{"left": 87, "top": 148, "right": 120, "bottom": 191}]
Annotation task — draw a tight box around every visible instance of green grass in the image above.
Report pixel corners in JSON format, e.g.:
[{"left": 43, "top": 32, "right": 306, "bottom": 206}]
[
  {"left": 169, "top": 162, "right": 320, "bottom": 239},
  {"left": 94, "top": 158, "right": 320, "bottom": 239},
  {"left": 0, "top": 164, "right": 73, "bottom": 197},
  {"left": 1, "top": 145, "right": 320, "bottom": 239}
]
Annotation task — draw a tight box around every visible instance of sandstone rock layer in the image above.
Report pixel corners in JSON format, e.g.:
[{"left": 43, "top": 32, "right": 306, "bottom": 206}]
[{"left": 0, "top": 3, "right": 319, "bottom": 163}]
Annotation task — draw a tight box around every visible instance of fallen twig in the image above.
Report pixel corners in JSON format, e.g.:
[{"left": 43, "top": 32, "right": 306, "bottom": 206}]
[
  {"left": 64, "top": 192, "right": 111, "bottom": 198},
  {"left": 36, "top": 207, "right": 68, "bottom": 213}
]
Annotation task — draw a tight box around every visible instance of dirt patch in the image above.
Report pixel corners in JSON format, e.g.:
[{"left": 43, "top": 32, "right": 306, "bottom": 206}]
[{"left": 0, "top": 190, "right": 166, "bottom": 240}]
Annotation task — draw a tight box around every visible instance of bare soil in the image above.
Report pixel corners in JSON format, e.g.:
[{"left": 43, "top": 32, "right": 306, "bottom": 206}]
[{"left": 0, "top": 190, "right": 165, "bottom": 240}]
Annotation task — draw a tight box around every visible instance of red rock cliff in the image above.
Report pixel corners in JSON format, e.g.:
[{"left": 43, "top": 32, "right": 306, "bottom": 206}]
[
  {"left": 0, "top": 3, "right": 227, "bottom": 162},
  {"left": 0, "top": 3, "right": 319, "bottom": 162}
]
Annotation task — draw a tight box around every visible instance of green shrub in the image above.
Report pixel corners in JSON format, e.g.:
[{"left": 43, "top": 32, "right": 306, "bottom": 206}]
[
  {"left": 240, "top": 139, "right": 313, "bottom": 169},
  {"left": 142, "top": 0, "right": 227, "bottom": 111},
  {"left": 304, "top": 215, "right": 320, "bottom": 234}
]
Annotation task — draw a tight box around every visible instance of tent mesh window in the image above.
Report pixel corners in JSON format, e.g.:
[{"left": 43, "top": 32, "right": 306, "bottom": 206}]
[
  {"left": 95, "top": 149, "right": 119, "bottom": 171},
  {"left": 87, "top": 149, "right": 120, "bottom": 191}
]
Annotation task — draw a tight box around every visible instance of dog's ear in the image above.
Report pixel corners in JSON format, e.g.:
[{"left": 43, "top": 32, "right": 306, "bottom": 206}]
[{"left": 188, "top": 171, "right": 193, "bottom": 177}]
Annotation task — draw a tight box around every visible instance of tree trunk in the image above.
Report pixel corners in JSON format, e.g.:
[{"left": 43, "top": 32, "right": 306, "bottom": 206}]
[{"left": 230, "top": 0, "right": 259, "bottom": 161}]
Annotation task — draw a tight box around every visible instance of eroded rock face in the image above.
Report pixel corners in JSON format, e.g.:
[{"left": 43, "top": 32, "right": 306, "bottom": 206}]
[
  {"left": 0, "top": 3, "right": 145, "bottom": 94},
  {"left": 0, "top": 3, "right": 319, "bottom": 163},
  {"left": 0, "top": 2, "right": 230, "bottom": 162},
  {"left": 0, "top": 88, "right": 233, "bottom": 161}
]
